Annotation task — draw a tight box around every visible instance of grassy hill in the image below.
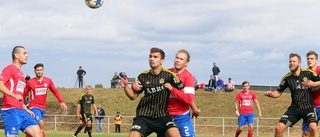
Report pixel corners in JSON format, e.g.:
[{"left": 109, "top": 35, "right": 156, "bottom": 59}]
[
  {"left": 45, "top": 87, "right": 297, "bottom": 136},
  {"left": 47, "top": 87, "right": 292, "bottom": 117}
]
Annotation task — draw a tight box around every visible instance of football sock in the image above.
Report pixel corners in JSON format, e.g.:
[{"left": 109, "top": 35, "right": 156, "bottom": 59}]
[
  {"left": 248, "top": 130, "right": 253, "bottom": 137},
  {"left": 235, "top": 129, "right": 242, "bottom": 137},
  {"left": 86, "top": 126, "right": 92, "bottom": 137},
  {"left": 74, "top": 125, "right": 84, "bottom": 136}
]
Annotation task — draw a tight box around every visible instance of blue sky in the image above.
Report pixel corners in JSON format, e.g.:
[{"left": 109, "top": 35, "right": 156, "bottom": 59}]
[{"left": 1, "top": 0, "right": 320, "bottom": 88}]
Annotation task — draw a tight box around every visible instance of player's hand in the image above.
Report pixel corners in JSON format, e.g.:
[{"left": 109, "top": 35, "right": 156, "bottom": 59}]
[
  {"left": 61, "top": 102, "right": 68, "bottom": 111},
  {"left": 164, "top": 83, "right": 173, "bottom": 90},
  {"left": 192, "top": 108, "right": 200, "bottom": 118},
  {"left": 26, "top": 109, "right": 35, "bottom": 118},
  {"left": 258, "top": 112, "right": 262, "bottom": 119},
  {"left": 235, "top": 110, "right": 240, "bottom": 117},
  {"left": 302, "top": 80, "right": 315, "bottom": 88},
  {"left": 264, "top": 91, "right": 273, "bottom": 97},
  {"left": 13, "top": 94, "right": 23, "bottom": 101},
  {"left": 76, "top": 114, "right": 81, "bottom": 119},
  {"left": 119, "top": 78, "right": 128, "bottom": 87},
  {"left": 132, "top": 81, "right": 143, "bottom": 91}
]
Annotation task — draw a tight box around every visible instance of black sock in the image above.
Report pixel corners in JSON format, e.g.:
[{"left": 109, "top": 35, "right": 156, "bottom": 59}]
[
  {"left": 74, "top": 126, "right": 84, "bottom": 136},
  {"left": 86, "top": 126, "right": 92, "bottom": 137}
]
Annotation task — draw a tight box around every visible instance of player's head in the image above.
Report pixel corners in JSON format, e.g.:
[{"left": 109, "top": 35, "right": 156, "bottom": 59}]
[
  {"left": 174, "top": 49, "right": 190, "bottom": 71},
  {"left": 149, "top": 47, "right": 165, "bottom": 68},
  {"left": 117, "top": 110, "right": 120, "bottom": 114},
  {"left": 85, "top": 85, "right": 92, "bottom": 94},
  {"left": 242, "top": 81, "right": 250, "bottom": 91},
  {"left": 289, "top": 53, "right": 301, "bottom": 73},
  {"left": 306, "top": 50, "right": 318, "bottom": 69},
  {"left": 34, "top": 63, "right": 44, "bottom": 78},
  {"left": 12, "top": 46, "right": 28, "bottom": 65}
]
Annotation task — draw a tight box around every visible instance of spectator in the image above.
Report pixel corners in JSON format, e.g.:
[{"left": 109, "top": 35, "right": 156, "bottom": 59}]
[
  {"left": 212, "top": 62, "right": 220, "bottom": 88},
  {"left": 205, "top": 75, "right": 215, "bottom": 92},
  {"left": 111, "top": 72, "right": 120, "bottom": 88},
  {"left": 114, "top": 110, "right": 122, "bottom": 133},
  {"left": 216, "top": 77, "right": 224, "bottom": 92},
  {"left": 76, "top": 66, "right": 86, "bottom": 88},
  {"left": 225, "top": 78, "right": 235, "bottom": 92},
  {"left": 95, "top": 104, "right": 105, "bottom": 134}
]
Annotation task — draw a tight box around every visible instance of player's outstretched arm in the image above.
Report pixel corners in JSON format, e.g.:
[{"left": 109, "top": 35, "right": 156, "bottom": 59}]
[{"left": 264, "top": 90, "right": 282, "bottom": 98}]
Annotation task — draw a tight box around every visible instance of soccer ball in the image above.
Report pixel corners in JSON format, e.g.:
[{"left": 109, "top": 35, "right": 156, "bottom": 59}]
[{"left": 85, "top": 0, "right": 104, "bottom": 9}]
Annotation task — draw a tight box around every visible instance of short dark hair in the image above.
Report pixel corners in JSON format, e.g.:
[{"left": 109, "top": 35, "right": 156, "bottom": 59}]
[
  {"left": 150, "top": 47, "right": 165, "bottom": 59},
  {"left": 289, "top": 53, "right": 301, "bottom": 62},
  {"left": 306, "top": 50, "right": 318, "bottom": 60},
  {"left": 242, "top": 81, "right": 250, "bottom": 86},
  {"left": 34, "top": 63, "right": 44, "bottom": 70},
  {"left": 11, "top": 46, "right": 25, "bottom": 60}
]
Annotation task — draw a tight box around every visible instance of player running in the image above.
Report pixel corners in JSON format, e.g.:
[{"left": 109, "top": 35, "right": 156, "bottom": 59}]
[{"left": 24, "top": 63, "right": 68, "bottom": 137}]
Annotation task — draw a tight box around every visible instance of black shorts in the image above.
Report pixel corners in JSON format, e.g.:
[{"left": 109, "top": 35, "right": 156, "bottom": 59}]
[
  {"left": 81, "top": 113, "right": 93, "bottom": 123},
  {"left": 279, "top": 107, "right": 317, "bottom": 127},
  {"left": 130, "top": 116, "right": 177, "bottom": 137}
]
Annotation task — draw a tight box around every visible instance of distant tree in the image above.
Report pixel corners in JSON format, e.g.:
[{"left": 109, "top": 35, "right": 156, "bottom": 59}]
[{"left": 95, "top": 84, "right": 103, "bottom": 88}]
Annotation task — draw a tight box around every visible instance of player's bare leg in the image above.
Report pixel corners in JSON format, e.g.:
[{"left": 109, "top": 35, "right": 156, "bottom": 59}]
[
  {"left": 25, "top": 125, "right": 42, "bottom": 137},
  {"left": 165, "top": 127, "right": 181, "bottom": 137},
  {"left": 274, "top": 123, "right": 287, "bottom": 137},
  {"left": 308, "top": 122, "right": 318, "bottom": 137},
  {"left": 129, "top": 131, "right": 142, "bottom": 137}
]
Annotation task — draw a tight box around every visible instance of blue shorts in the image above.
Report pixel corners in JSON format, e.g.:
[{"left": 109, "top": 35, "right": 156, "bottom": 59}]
[
  {"left": 302, "top": 107, "right": 320, "bottom": 132},
  {"left": 172, "top": 111, "right": 195, "bottom": 137},
  {"left": 1, "top": 108, "right": 38, "bottom": 136},
  {"left": 30, "top": 108, "right": 46, "bottom": 122},
  {"left": 238, "top": 113, "right": 254, "bottom": 127}
]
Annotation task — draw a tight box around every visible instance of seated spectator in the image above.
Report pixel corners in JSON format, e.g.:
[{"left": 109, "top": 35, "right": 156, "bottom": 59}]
[
  {"left": 215, "top": 77, "right": 224, "bottom": 92},
  {"left": 224, "top": 78, "right": 235, "bottom": 92},
  {"left": 205, "top": 75, "right": 215, "bottom": 92},
  {"left": 111, "top": 72, "right": 120, "bottom": 88}
]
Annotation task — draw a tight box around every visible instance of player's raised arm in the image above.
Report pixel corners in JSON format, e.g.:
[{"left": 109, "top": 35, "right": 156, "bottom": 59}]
[{"left": 120, "top": 77, "right": 140, "bottom": 100}]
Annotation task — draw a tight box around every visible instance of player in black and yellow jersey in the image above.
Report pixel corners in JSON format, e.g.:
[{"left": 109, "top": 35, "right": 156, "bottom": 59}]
[
  {"left": 72, "top": 85, "right": 98, "bottom": 137},
  {"left": 264, "top": 53, "right": 320, "bottom": 137},
  {"left": 120, "top": 47, "right": 184, "bottom": 137}
]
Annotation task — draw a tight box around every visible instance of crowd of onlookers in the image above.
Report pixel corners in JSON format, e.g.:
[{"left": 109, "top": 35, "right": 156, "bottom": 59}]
[{"left": 196, "top": 62, "right": 235, "bottom": 93}]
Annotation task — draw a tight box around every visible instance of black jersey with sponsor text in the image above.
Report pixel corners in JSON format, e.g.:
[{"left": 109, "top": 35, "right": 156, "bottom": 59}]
[
  {"left": 135, "top": 68, "right": 184, "bottom": 118},
  {"left": 277, "top": 68, "right": 320, "bottom": 110},
  {"left": 78, "top": 93, "right": 95, "bottom": 114}
]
